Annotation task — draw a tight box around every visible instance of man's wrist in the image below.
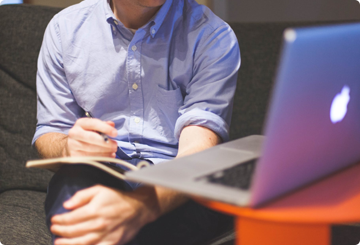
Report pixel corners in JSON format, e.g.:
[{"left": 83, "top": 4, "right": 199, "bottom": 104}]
[
  {"left": 131, "top": 186, "right": 162, "bottom": 225},
  {"left": 131, "top": 185, "right": 189, "bottom": 227},
  {"left": 61, "top": 137, "right": 70, "bottom": 157}
]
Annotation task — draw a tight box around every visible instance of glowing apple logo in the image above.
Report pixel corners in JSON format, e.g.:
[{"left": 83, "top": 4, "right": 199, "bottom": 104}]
[{"left": 330, "top": 85, "right": 350, "bottom": 124}]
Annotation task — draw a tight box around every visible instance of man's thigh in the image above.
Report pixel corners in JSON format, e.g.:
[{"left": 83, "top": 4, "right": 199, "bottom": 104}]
[{"left": 45, "top": 164, "right": 233, "bottom": 245}]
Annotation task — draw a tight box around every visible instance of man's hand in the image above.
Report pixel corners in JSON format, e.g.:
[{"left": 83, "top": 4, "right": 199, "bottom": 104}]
[
  {"left": 65, "top": 118, "right": 118, "bottom": 157},
  {"left": 35, "top": 118, "right": 118, "bottom": 158},
  {"left": 51, "top": 185, "right": 160, "bottom": 245}
]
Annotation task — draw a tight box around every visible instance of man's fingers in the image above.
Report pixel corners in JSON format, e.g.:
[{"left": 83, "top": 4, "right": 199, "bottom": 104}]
[
  {"left": 51, "top": 186, "right": 100, "bottom": 225},
  {"left": 70, "top": 151, "right": 116, "bottom": 158},
  {"left": 76, "top": 118, "right": 117, "bottom": 137},
  {"left": 68, "top": 136, "right": 117, "bottom": 153},
  {"left": 62, "top": 186, "right": 101, "bottom": 210},
  {"left": 52, "top": 207, "right": 94, "bottom": 227},
  {"left": 66, "top": 118, "right": 118, "bottom": 157},
  {"left": 52, "top": 222, "right": 132, "bottom": 245},
  {"left": 69, "top": 124, "right": 116, "bottom": 146},
  {"left": 106, "top": 121, "right": 115, "bottom": 127},
  {"left": 51, "top": 218, "right": 110, "bottom": 238},
  {"left": 54, "top": 232, "right": 102, "bottom": 245}
]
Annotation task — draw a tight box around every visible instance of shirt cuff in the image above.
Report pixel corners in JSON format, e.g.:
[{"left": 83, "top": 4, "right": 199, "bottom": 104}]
[
  {"left": 32, "top": 125, "right": 71, "bottom": 145},
  {"left": 174, "top": 108, "right": 230, "bottom": 142}
]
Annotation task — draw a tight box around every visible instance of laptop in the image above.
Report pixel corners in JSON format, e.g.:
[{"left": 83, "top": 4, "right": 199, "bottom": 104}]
[{"left": 126, "top": 22, "right": 360, "bottom": 207}]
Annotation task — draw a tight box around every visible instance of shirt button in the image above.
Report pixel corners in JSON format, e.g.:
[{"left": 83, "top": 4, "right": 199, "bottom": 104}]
[
  {"left": 132, "top": 83, "right": 138, "bottom": 90},
  {"left": 151, "top": 29, "right": 156, "bottom": 34},
  {"left": 134, "top": 117, "right": 140, "bottom": 123},
  {"left": 131, "top": 45, "right": 137, "bottom": 51},
  {"left": 114, "top": 20, "right": 118, "bottom": 25}
]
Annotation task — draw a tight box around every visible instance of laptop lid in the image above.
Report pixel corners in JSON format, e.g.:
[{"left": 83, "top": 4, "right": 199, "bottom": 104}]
[{"left": 250, "top": 23, "right": 360, "bottom": 206}]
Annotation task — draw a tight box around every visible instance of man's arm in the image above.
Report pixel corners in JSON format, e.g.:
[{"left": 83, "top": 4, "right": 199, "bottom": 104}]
[
  {"left": 35, "top": 132, "right": 68, "bottom": 158},
  {"left": 136, "top": 125, "right": 221, "bottom": 216},
  {"left": 50, "top": 125, "right": 220, "bottom": 245},
  {"left": 35, "top": 118, "right": 118, "bottom": 159},
  {"left": 177, "top": 124, "right": 221, "bottom": 157}
]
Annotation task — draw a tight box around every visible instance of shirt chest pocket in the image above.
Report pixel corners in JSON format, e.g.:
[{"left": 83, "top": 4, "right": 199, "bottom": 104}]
[
  {"left": 156, "top": 84, "right": 183, "bottom": 112},
  {"left": 150, "top": 85, "right": 184, "bottom": 142}
]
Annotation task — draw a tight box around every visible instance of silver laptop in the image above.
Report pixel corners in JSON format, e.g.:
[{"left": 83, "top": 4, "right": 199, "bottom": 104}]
[{"left": 126, "top": 23, "right": 360, "bottom": 207}]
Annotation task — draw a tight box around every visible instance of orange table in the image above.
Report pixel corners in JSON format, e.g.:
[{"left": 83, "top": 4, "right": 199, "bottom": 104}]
[{"left": 196, "top": 162, "right": 360, "bottom": 245}]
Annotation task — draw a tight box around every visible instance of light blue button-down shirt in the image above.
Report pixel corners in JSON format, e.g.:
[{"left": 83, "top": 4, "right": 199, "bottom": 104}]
[{"left": 33, "top": 0, "right": 240, "bottom": 164}]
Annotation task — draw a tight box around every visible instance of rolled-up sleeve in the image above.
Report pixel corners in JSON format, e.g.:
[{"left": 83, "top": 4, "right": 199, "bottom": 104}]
[
  {"left": 32, "top": 16, "right": 83, "bottom": 145},
  {"left": 174, "top": 23, "right": 240, "bottom": 142}
]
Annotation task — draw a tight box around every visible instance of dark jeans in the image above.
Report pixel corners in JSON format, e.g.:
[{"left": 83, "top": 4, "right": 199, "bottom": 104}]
[{"left": 45, "top": 164, "right": 234, "bottom": 245}]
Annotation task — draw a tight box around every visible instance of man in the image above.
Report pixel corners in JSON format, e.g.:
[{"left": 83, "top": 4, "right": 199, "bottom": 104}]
[{"left": 33, "top": 0, "right": 240, "bottom": 244}]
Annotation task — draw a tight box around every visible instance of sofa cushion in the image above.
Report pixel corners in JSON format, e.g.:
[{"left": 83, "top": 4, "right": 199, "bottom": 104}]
[
  {"left": 0, "top": 190, "right": 51, "bottom": 245},
  {"left": 0, "top": 4, "right": 61, "bottom": 91},
  {"left": 0, "top": 69, "right": 52, "bottom": 193},
  {"left": 0, "top": 4, "right": 61, "bottom": 193}
]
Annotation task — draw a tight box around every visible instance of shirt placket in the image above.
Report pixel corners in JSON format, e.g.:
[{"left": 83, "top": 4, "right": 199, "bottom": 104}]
[{"left": 127, "top": 34, "right": 144, "bottom": 157}]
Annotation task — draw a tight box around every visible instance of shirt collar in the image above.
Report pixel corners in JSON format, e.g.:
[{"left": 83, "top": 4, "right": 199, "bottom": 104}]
[
  {"left": 104, "top": 0, "right": 116, "bottom": 21},
  {"left": 103, "top": 0, "right": 173, "bottom": 38},
  {"left": 150, "top": 0, "right": 173, "bottom": 37}
]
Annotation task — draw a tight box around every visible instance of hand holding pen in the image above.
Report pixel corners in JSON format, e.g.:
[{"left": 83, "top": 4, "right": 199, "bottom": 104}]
[
  {"left": 85, "top": 111, "right": 109, "bottom": 143},
  {"left": 64, "top": 113, "right": 118, "bottom": 157}
]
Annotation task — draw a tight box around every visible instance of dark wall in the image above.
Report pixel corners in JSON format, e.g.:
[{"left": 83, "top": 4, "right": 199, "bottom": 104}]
[{"left": 214, "top": 0, "right": 360, "bottom": 22}]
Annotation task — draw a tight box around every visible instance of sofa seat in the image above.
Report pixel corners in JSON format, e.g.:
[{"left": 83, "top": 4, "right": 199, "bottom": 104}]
[{"left": 0, "top": 190, "right": 51, "bottom": 245}]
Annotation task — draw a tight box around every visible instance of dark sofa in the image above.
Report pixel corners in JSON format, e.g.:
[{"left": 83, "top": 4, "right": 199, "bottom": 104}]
[{"left": 0, "top": 4, "right": 359, "bottom": 245}]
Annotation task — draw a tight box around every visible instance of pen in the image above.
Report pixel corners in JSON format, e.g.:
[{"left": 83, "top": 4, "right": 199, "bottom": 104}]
[{"left": 85, "top": 111, "right": 109, "bottom": 143}]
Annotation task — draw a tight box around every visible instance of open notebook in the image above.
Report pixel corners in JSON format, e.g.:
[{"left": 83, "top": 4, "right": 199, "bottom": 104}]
[{"left": 26, "top": 156, "right": 149, "bottom": 180}]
